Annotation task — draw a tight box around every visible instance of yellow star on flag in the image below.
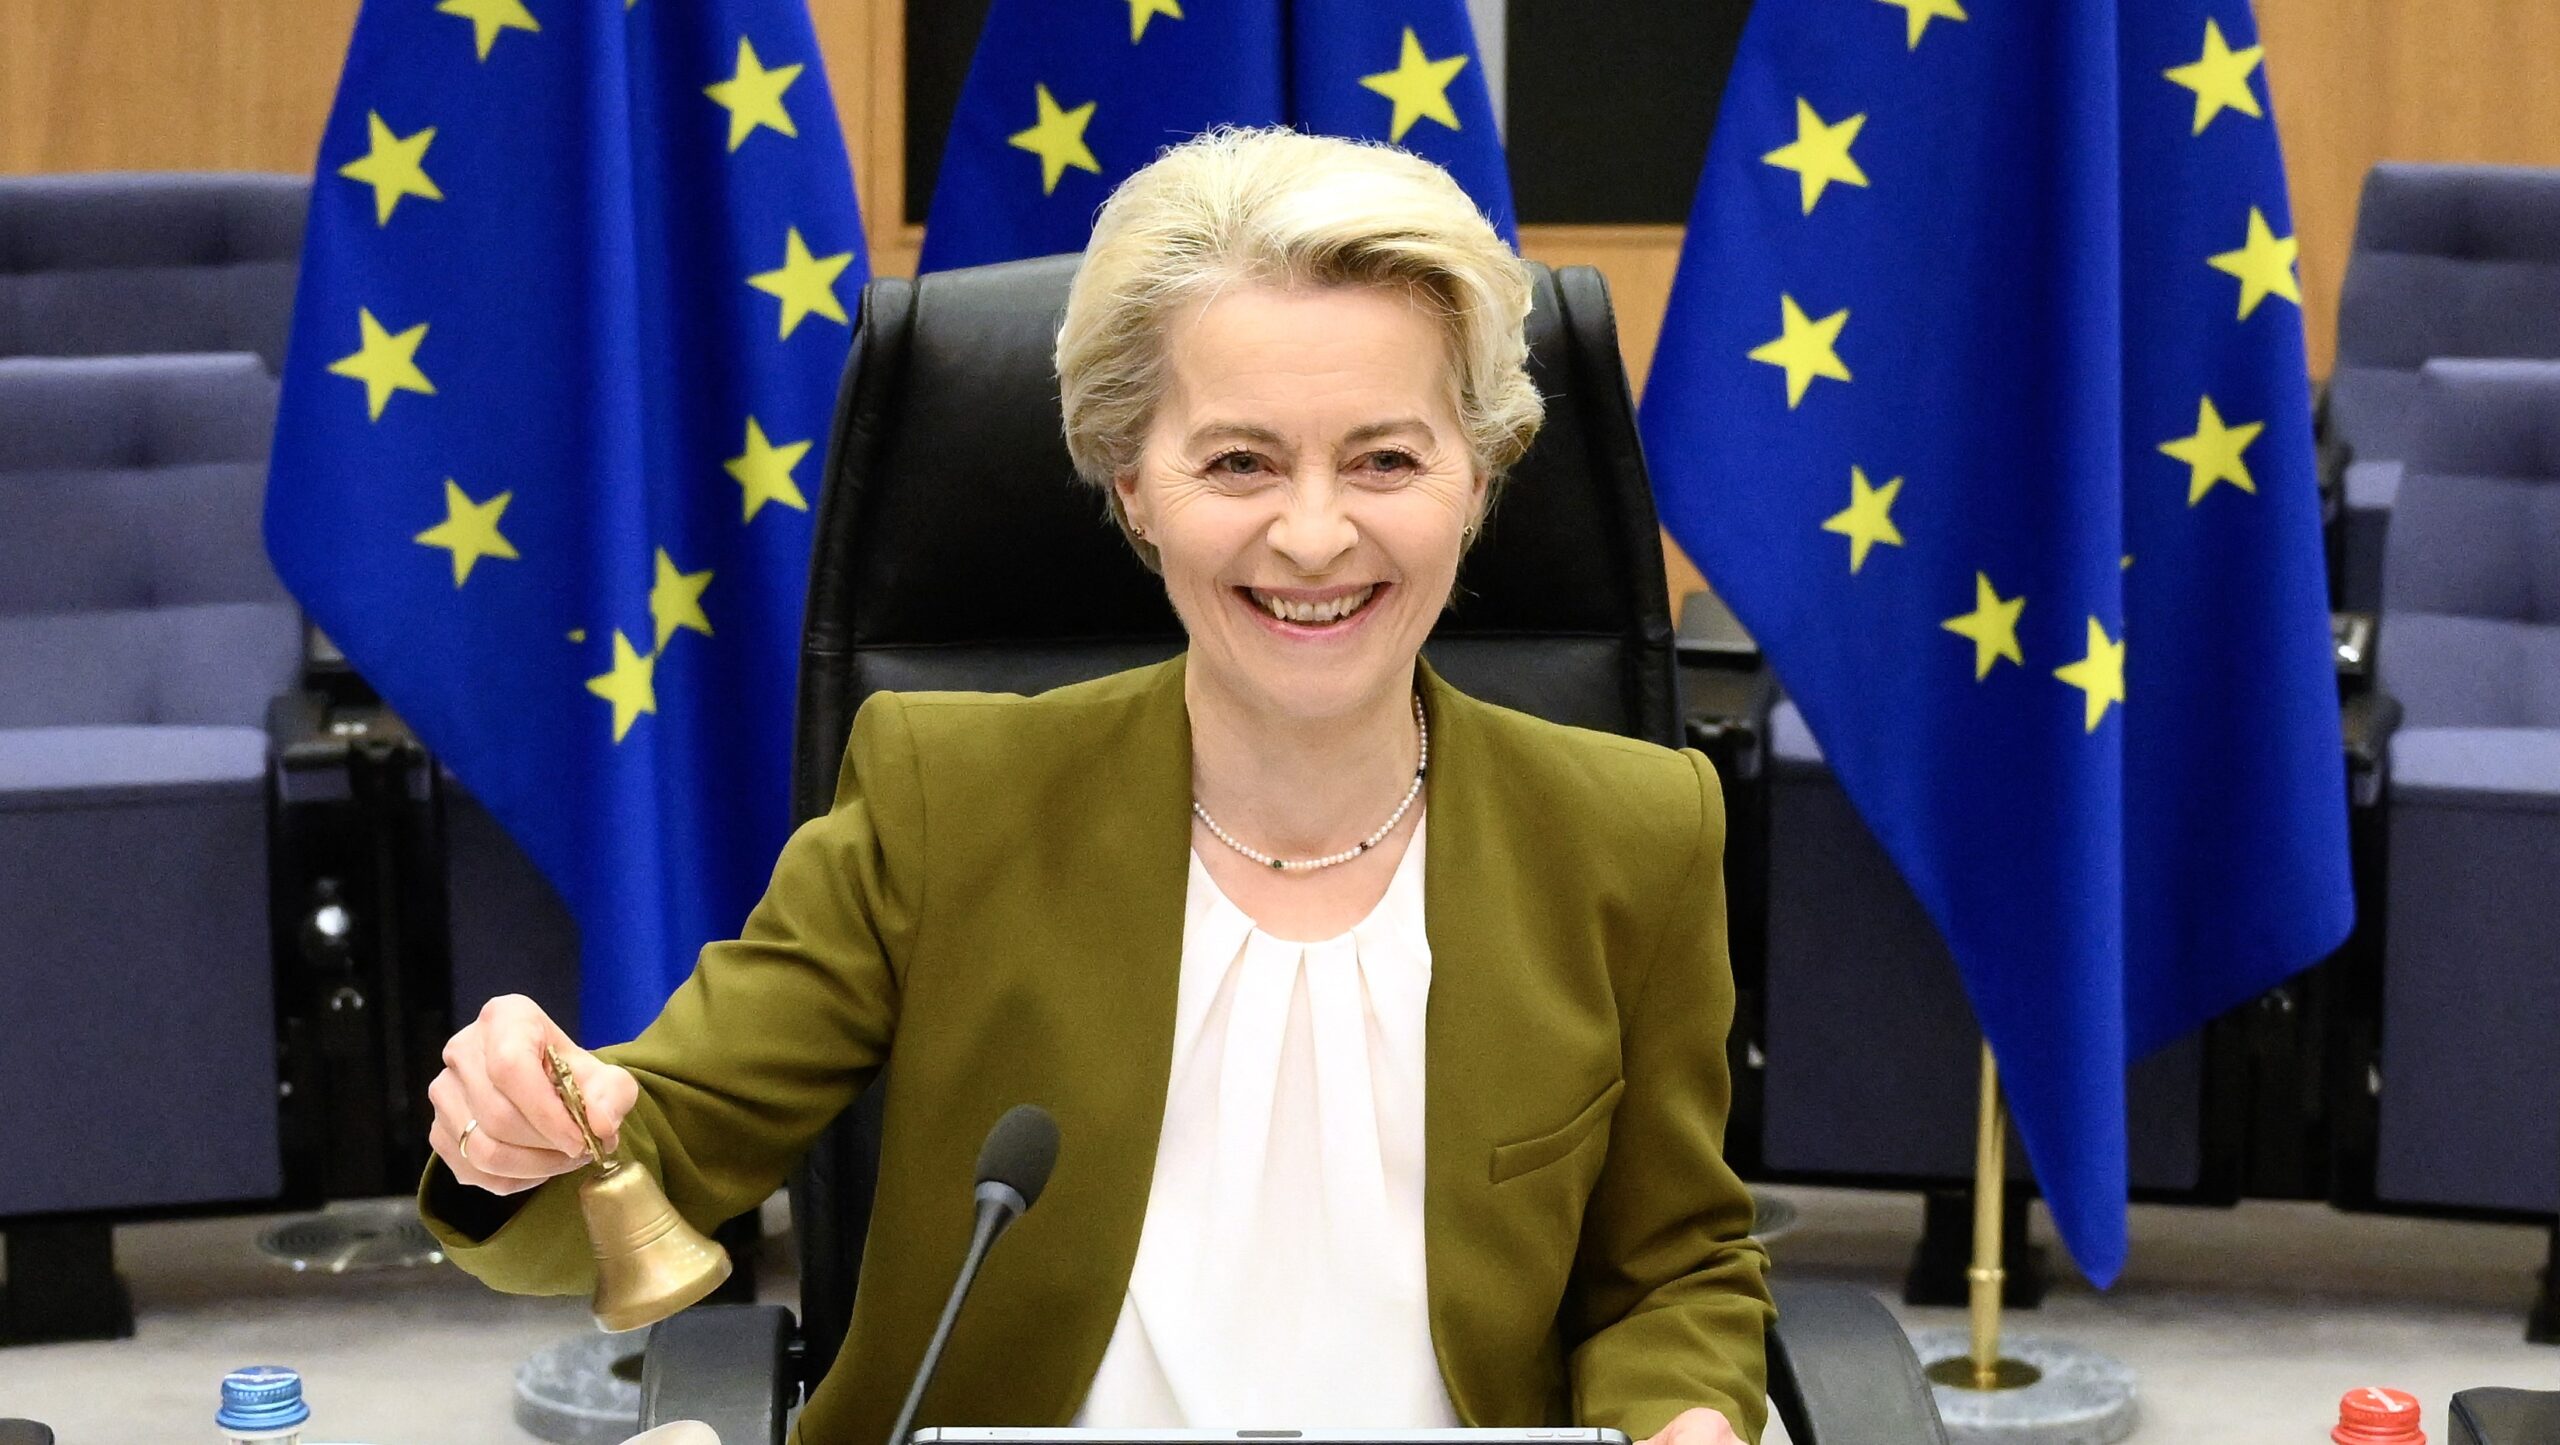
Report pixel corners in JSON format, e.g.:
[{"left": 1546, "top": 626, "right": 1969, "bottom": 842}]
[
  {"left": 1749, "top": 294, "right": 1852, "bottom": 409},
  {"left": 1009, "top": 84, "right": 1102, "bottom": 196},
  {"left": 747, "top": 227, "right": 854, "bottom": 339},
  {"left": 2055, "top": 618, "right": 2127, "bottom": 733},
  {"left": 1876, "top": 0, "right": 1967, "bottom": 50},
  {"left": 1359, "top": 28, "right": 1470, "bottom": 144},
  {"left": 338, "top": 113, "right": 443, "bottom": 226},
  {"left": 2164, "top": 18, "right": 2265, "bottom": 135},
  {"left": 1127, "top": 0, "right": 1182, "bottom": 42},
  {"left": 704, "top": 37, "right": 803, "bottom": 152},
  {"left": 1762, "top": 98, "right": 1869, "bottom": 215},
  {"left": 1941, "top": 572, "right": 2026, "bottom": 679},
  {"left": 2207, "top": 206, "right": 2302, "bottom": 319},
  {"left": 2158, "top": 395, "right": 2265, "bottom": 505},
  {"left": 1822, "top": 466, "right": 1905, "bottom": 573},
  {"left": 437, "top": 0, "right": 539, "bottom": 62},
  {"left": 649, "top": 549, "right": 714, "bottom": 651},
  {"left": 585, "top": 631, "right": 658, "bottom": 744},
  {"left": 328, "top": 308, "right": 435, "bottom": 422},
  {"left": 725, "top": 417, "right": 812, "bottom": 522},
  {"left": 414, "top": 479, "right": 519, "bottom": 587}
]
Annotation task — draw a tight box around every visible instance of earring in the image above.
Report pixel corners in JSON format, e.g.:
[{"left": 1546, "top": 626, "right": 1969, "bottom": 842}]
[
  {"left": 1132, "top": 521, "right": 1148, "bottom": 540},
  {"left": 1461, "top": 523, "right": 1476, "bottom": 544}
]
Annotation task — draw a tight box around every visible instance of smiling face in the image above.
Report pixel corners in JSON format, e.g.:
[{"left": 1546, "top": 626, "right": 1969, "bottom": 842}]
[{"left": 1117, "top": 281, "right": 1485, "bottom": 725}]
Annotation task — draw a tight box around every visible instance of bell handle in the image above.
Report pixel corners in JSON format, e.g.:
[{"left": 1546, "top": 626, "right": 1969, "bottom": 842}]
[{"left": 542, "top": 1043, "right": 617, "bottom": 1171}]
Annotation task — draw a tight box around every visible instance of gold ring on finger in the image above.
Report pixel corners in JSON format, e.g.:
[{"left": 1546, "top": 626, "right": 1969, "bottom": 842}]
[{"left": 459, "top": 1117, "right": 481, "bottom": 1166}]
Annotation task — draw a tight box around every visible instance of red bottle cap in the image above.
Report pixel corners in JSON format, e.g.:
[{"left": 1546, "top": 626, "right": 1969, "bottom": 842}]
[{"left": 2334, "top": 1387, "right": 2424, "bottom": 1445}]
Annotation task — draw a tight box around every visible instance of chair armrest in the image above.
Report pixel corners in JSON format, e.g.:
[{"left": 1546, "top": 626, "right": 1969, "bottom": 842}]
[
  {"left": 641, "top": 1303, "right": 801, "bottom": 1445},
  {"left": 1766, "top": 1280, "right": 1948, "bottom": 1445},
  {"left": 1676, "top": 590, "right": 1778, "bottom": 783},
  {"left": 266, "top": 688, "right": 341, "bottom": 777},
  {"left": 2451, "top": 1387, "right": 2560, "bottom": 1445},
  {"left": 2341, "top": 691, "right": 2403, "bottom": 810},
  {"left": 1676, "top": 588, "right": 1760, "bottom": 667},
  {"left": 2318, "top": 434, "right": 2350, "bottom": 528},
  {"left": 2332, "top": 611, "right": 2375, "bottom": 687}
]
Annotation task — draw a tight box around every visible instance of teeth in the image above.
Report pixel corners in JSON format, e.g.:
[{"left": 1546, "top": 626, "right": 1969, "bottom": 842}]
[{"left": 1253, "top": 585, "right": 1376, "bottom": 624}]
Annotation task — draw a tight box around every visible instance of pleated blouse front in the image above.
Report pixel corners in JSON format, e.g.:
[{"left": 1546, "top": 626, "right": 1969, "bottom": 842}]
[{"left": 1074, "top": 816, "right": 1456, "bottom": 1429}]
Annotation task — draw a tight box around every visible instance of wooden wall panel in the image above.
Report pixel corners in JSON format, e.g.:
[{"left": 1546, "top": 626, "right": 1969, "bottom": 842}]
[
  {"left": 0, "top": 0, "right": 358, "bottom": 175},
  {"left": 2256, "top": 0, "right": 2560, "bottom": 373}
]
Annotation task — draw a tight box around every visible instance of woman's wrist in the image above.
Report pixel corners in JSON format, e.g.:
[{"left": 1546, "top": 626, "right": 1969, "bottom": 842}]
[{"left": 422, "top": 1157, "right": 535, "bottom": 1243}]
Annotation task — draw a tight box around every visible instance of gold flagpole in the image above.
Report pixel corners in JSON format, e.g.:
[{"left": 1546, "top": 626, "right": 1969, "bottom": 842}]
[{"left": 1926, "top": 1041, "right": 2040, "bottom": 1391}]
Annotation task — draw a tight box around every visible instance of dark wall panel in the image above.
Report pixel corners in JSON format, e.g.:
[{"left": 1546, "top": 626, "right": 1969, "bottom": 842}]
[
  {"left": 1504, "top": 0, "right": 1750, "bottom": 224},
  {"left": 906, "top": 0, "right": 996, "bottom": 225}
]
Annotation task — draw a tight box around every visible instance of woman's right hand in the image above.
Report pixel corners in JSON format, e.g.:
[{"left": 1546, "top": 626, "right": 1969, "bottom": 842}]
[{"left": 428, "top": 994, "right": 640, "bottom": 1197}]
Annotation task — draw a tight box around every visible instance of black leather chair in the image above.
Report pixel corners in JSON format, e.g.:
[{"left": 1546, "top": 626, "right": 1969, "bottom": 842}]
[{"left": 641, "top": 255, "right": 1945, "bottom": 1445}]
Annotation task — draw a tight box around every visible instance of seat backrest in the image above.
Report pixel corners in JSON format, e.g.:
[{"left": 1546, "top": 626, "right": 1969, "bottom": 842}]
[
  {"left": 0, "top": 354, "right": 298, "bottom": 728},
  {"left": 786, "top": 254, "right": 1680, "bottom": 1381},
  {"left": 0, "top": 173, "right": 307, "bottom": 373},
  {"left": 2377, "top": 358, "right": 2560, "bottom": 729},
  {"left": 2330, "top": 163, "right": 2560, "bottom": 462}
]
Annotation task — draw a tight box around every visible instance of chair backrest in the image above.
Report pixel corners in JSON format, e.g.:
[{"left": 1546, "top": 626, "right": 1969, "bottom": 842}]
[
  {"left": 2330, "top": 163, "right": 2560, "bottom": 463},
  {"left": 786, "top": 254, "right": 1681, "bottom": 1381},
  {"left": 2378, "top": 358, "right": 2560, "bottom": 730},
  {"left": 0, "top": 173, "right": 307, "bottom": 373},
  {"left": 0, "top": 354, "right": 298, "bottom": 728}
]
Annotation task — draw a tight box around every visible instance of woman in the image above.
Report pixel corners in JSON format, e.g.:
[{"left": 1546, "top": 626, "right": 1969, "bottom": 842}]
[{"left": 421, "top": 127, "right": 1771, "bottom": 1445}]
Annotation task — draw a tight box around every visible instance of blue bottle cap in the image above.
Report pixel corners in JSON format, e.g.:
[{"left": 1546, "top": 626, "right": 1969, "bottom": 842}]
[{"left": 217, "top": 1365, "right": 311, "bottom": 1433}]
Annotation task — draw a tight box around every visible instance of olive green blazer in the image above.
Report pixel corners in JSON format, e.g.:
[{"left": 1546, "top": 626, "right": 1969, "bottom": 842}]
[{"left": 421, "top": 656, "right": 1773, "bottom": 1444}]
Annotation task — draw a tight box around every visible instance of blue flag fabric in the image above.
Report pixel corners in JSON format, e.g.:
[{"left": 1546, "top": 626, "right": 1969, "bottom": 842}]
[
  {"left": 916, "top": 0, "right": 1514, "bottom": 272},
  {"left": 266, "top": 0, "right": 866, "bottom": 1047},
  {"left": 1641, "top": 0, "right": 2350, "bottom": 1283}
]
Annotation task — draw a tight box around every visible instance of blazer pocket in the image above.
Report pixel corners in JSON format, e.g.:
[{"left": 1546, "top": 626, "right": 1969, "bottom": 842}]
[{"left": 1489, "top": 1077, "right": 1625, "bottom": 1184}]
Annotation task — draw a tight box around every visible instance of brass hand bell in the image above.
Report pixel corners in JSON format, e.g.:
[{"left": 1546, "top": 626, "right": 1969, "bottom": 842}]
[{"left": 545, "top": 1045, "right": 733, "bottom": 1332}]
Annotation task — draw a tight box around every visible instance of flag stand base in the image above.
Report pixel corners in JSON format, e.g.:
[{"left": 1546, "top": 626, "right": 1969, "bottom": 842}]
[
  {"left": 1911, "top": 1045, "right": 2138, "bottom": 1442},
  {"left": 1906, "top": 1330, "right": 2138, "bottom": 1444}
]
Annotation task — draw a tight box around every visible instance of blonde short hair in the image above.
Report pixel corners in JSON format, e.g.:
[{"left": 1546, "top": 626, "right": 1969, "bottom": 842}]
[{"left": 1055, "top": 126, "right": 1545, "bottom": 567}]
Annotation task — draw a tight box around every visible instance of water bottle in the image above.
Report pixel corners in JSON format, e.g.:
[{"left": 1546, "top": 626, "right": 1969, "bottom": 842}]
[{"left": 217, "top": 1365, "right": 310, "bottom": 1445}]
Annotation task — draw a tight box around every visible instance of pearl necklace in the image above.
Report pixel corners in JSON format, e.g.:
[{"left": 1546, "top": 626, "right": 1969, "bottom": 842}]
[{"left": 1192, "top": 694, "right": 1428, "bottom": 872}]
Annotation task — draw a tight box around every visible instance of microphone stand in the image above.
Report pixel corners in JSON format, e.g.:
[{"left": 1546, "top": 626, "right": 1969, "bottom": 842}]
[{"left": 884, "top": 1182, "right": 1029, "bottom": 1445}]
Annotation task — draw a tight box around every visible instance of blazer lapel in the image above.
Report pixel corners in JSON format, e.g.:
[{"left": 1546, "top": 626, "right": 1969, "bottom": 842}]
[
  {"left": 957, "top": 654, "right": 1197, "bottom": 1425},
  {"left": 1417, "top": 660, "right": 1565, "bottom": 1424}
]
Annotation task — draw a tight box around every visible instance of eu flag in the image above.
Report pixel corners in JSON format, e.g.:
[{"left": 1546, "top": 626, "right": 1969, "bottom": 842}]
[
  {"left": 1641, "top": 0, "right": 2350, "bottom": 1282},
  {"left": 266, "top": 0, "right": 867, "bottom": 1046},
  {"left": 916, "top": 0, "right": 1514, "bottom": 273}
]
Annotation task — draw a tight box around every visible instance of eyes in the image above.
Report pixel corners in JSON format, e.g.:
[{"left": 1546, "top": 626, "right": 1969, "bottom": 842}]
[{"left": 1201, "top": 447, "right": 1421, "bottom": 485}]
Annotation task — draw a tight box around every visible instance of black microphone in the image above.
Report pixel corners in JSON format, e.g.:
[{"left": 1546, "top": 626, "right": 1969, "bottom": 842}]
[{"left": 884, "top": 1104, "right": 1062, "bottom": 1445}]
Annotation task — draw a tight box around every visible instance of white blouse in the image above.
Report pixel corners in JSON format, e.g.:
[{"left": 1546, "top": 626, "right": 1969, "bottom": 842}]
[{"left": 1074, "top": 816, "right": 1458, "bottom": 1429}]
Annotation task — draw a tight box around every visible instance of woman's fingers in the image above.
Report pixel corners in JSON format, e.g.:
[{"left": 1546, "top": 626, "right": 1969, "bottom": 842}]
[
  {"left": 565, "top": 1054, "right": 640, "bottom": 1155},
  {"left": 427, "top": 1069, "right": 584, "bottom": 1185},
  {"left": 477, "top": 998, "right": 596, "bottom": 1156},
  {"left": 446, "top": 1037, "right": 574, "bottom": 1158},
  {"left": 427, "top": 995, "right": 638, "bottom": 1194}
]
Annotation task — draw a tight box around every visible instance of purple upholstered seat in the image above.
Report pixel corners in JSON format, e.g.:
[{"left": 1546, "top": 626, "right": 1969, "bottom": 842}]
[
  {"left": 0, "top": 174, "right": 305, "bottom": 373},
  {"left": 1741, "top": 698, "right": 2207, "bottom": 1194},
  {"left": 2372, "top": 358, "right": 2560, "bottom": 1216},
  {"left": 2329, "top": 163, "right": 2560, "bottom": 609},
  {"left": 0, "top": 353, "right": 295, "bottom": 1216}
]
